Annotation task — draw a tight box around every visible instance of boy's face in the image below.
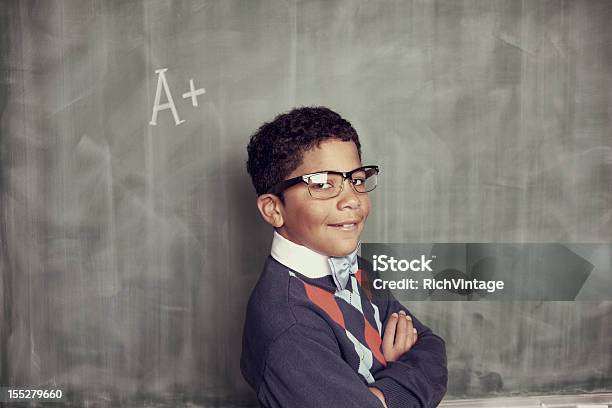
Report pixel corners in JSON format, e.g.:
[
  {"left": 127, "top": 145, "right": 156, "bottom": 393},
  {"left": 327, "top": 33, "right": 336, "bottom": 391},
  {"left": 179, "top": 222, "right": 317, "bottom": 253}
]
[{"left": 277, "top": 139, "right": 370, "bottom": 257}]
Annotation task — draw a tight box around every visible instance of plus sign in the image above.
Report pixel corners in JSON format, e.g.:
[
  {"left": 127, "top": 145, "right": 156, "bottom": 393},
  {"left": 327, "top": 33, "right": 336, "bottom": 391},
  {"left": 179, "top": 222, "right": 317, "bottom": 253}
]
[{"left": 182, "top": 79, "right": 206, "bottom": 107}]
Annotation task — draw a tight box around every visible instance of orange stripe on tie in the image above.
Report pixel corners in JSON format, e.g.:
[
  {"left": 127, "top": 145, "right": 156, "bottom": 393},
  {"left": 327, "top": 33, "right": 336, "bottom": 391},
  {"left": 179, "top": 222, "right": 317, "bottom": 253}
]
[
  {"left": 354, "top": 269, "right": 373, "bottom": 301},
  {"left": 303, "top": 283, "right": 346, "bottom": 330},
  {"left": 355, "top": 269, "right": 363, "bottom": 284},
  {"left": 364, "top": 318, "right": 387, "bottom": 367}
]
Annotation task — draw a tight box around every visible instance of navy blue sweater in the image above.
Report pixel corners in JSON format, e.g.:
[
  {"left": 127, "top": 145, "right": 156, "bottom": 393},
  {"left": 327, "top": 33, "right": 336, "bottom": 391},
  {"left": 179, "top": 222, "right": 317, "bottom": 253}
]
[{"left": 240, "top": 256, "right": 447, "bottom": 407}]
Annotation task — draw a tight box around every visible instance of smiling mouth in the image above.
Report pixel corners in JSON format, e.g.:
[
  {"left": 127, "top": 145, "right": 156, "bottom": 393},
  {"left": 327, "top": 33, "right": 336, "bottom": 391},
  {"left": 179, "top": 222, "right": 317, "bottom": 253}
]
[{"left": 328, "top": 222, "right": 360, "bottom": 231}]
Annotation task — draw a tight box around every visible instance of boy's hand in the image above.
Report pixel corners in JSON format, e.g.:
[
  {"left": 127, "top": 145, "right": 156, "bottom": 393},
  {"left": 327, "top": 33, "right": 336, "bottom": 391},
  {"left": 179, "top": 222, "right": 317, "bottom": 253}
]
[
  {"left": 368, "top": 387, "right": 388, "bottom": 407},
  {"left": 382, "top": 310, "right": 417, "bottom": 362}
]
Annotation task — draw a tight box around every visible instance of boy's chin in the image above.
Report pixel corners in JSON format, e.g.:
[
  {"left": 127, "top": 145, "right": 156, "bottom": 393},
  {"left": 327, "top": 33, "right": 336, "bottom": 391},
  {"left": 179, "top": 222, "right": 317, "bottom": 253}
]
[{"left": 326, "top": 241, "right": 360, "bottom": 257}]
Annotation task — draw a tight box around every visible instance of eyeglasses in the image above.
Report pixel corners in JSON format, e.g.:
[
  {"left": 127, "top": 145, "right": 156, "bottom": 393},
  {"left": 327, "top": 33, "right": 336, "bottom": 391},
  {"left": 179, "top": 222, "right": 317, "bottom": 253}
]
[{"left": 267, "top": 165, "right": 379, "bottom": 199}]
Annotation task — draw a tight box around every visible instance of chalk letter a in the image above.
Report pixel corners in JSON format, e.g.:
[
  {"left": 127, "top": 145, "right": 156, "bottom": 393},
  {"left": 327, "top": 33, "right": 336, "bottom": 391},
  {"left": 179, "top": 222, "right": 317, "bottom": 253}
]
[{"left": 150, "top": 68, "right": 185, "bottom": 126}]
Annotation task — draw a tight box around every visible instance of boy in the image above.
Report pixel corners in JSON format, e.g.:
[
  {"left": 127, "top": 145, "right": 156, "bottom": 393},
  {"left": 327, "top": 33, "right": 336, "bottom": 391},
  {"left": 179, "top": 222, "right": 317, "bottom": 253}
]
[{"left": 241, "top": 107, "right": 447, "bottom": 407}]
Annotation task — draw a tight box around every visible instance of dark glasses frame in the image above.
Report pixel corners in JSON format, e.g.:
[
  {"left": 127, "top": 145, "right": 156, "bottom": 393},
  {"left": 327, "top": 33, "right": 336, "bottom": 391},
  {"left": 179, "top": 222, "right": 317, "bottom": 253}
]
[{"left": 266, "top": 165, "right": 380, "bottom": 198}]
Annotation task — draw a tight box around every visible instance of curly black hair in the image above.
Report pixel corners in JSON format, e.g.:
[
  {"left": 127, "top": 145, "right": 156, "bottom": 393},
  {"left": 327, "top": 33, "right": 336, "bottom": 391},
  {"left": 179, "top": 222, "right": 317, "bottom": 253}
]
[{"left": 246, "top": 106, "right": 362, "bottom": 196}]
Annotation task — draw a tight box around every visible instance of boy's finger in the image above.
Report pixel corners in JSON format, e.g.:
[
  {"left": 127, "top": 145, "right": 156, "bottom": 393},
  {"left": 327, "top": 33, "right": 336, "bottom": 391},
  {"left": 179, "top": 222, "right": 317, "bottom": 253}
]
[
  {"left": 383, "top": 313, "right": 398, "bottom": 351},
  {"left": 405, "top": 315, "right": 414, "bottom": 334},
  {"left": 405, "top": 326, "right": 416, "bottom": 347},
  {"left": 402, "top": 315, "right": 414, "bottom": 350},
  {"left": 395, "top": 311, "right": 408, "bottom": 349}
]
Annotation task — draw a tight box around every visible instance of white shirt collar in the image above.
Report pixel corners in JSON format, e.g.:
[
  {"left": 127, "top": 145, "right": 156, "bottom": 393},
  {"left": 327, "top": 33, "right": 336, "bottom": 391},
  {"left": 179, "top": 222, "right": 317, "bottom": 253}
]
[{"left": 270, "top": 230, "right": 332, "bottom": 278}]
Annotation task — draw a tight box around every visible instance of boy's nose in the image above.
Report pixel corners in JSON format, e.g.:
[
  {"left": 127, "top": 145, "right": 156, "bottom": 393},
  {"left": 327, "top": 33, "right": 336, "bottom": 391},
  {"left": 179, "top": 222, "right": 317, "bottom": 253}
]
[{"left": 337, "top": 178, "right": 361, "bottom": 209}]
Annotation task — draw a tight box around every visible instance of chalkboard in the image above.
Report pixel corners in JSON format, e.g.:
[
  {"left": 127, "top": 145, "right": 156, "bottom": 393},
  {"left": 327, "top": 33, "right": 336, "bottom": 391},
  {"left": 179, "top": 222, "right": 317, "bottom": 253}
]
[{"left": 1, "top": 0, "right": 611, "bottom": 406}]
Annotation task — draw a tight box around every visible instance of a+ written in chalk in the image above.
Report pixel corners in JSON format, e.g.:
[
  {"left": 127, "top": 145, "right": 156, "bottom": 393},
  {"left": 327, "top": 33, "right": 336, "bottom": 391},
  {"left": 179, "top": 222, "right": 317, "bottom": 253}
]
[{"left": 149, "top": 68, "right": 207, "bottom": 126}]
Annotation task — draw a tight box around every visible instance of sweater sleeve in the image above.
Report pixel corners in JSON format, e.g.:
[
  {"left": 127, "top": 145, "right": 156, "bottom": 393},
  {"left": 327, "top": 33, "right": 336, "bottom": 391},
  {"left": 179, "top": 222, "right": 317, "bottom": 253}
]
[
  {"left": 257, "top": 323, "right": 386, "bottom": 408},
  {"left": 370, "top": 292, "right": 448, "bottom": 408}
]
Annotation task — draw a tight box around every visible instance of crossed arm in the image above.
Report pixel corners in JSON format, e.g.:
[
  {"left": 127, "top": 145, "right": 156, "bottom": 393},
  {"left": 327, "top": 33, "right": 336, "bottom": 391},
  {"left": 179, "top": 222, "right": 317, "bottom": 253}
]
[
  {"left": 369, "top": 309, "right": 418, "bottom": 407},
  {"left": 257, "top": 300, "right": 447, "bottom": 408},
  {"left": 371, "top": 295, "right": 448, "bottom": 408}
]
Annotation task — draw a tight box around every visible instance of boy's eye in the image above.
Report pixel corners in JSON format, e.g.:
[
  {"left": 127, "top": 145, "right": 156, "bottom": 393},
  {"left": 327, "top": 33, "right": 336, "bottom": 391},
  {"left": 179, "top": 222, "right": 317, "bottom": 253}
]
[
  {"left": 310, "top": 182, "right": 334, "bottom": 190},
  {"left": 352, "top": 178, "right": 365, "bottom": 186},
  {"left": 307, "top": 174, "right": 335, "bottom": 190}
]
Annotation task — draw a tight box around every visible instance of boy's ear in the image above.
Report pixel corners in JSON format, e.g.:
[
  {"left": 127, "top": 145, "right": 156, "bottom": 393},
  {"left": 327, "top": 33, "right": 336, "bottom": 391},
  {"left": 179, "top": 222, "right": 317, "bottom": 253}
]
[{"left": 256, "top": 194, "right": 285, "bottom": 228}]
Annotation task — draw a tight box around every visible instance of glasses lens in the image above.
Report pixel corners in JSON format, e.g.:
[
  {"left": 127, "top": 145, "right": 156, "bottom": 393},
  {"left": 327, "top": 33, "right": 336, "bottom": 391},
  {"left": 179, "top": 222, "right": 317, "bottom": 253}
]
[
  {"left": 306, "top": 173, "right": 343, "bottom": 199},
  {"left": 351, "top": 167, "right": 378, "bottom": 193},
  {"left": 306, "top": 167, "right": 378, "bottom": 199}
]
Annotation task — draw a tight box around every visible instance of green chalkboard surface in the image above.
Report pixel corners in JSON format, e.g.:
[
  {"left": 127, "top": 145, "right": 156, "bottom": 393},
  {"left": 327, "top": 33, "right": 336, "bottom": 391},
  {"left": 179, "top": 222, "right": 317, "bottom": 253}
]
[{"left": 1, "top": 1, "right": 611, "bottom": 406}]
